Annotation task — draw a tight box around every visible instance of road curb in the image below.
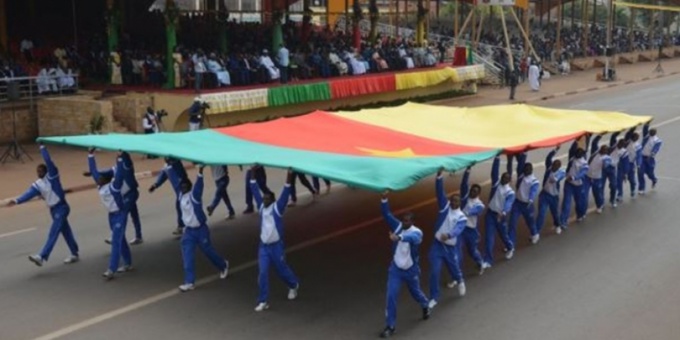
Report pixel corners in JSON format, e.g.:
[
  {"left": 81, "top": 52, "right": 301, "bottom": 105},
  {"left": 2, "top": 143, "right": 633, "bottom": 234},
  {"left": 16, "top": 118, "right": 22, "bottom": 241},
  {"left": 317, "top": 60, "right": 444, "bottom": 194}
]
[
  {"left": 1, "top": 165, "right": 195, "bottom": 207},
  {"left": 526, "top": 69, "right": 678, "bottom": 103}
]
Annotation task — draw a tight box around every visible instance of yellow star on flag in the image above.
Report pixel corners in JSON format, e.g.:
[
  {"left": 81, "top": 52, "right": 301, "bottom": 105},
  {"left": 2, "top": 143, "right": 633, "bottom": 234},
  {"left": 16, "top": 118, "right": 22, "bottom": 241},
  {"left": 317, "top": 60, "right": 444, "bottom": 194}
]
[{"left": 356, "top": 147, "right": 419, "bottom": 158}]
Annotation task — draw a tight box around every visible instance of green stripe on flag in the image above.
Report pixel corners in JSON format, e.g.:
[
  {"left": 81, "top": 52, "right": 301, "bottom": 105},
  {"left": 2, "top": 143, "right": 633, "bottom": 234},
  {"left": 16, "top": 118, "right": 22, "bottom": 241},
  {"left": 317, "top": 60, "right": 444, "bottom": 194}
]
[{"left": 267, "top": 82, "right": 332, "bottom": 107}]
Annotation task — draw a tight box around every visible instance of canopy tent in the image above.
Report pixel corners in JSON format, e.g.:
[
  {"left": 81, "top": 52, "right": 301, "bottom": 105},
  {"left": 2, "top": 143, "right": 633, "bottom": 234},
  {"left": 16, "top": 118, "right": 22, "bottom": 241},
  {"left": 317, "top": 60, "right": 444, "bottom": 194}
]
[{"left": 38, "top": 103, "right": 651, "bottom": 191}]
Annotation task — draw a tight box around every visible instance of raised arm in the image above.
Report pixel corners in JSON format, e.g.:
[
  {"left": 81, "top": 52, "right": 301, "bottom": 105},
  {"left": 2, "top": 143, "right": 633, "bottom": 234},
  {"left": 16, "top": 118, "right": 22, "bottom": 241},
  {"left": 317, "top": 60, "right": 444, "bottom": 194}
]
[
  {"left": 435, "top": 168, "right": 447, "bottom": 210},
  {"left": 516, "top": 152, "right": 527, "bottom": 177},
  {"left": 545, "top": 146, "right": 559, "bottom": 168},
  {"left": 111, "top": 156, "right": 126, "bottom": 191},
  {"left": 40, "top": 145, "right": 58, "bottom": 178},
  {"left": 249, "top": 169, "right": 264, "bottom": 208},
  {"left": 192, "top": 166, "right": 205, "bottom": 203},
  {"left": 460, "top": 167, "right": 471, "bottom": 207},
  {"left": 491, "top": 155, "right": 500, "bottom": 188},
  {"left": 609, "top": 132, "right": 620, "bottom": 148},
  {"left": 87, "top": 149, "right": 101, "bottom": 184},
  {"left": 380, "top": 194, "right": 402, "bottom": 233},
  {"left": 590, "top": 135, "right": 602, "bottom": 157},
  {"left": 275, "top": 169, "right": 293, "bottom": 214},
  {"left": 642, "top": 123, "right": 650, "bottom": 138},
  {"left": 568, "top": 140, "right": 578, "bottom": 161}
]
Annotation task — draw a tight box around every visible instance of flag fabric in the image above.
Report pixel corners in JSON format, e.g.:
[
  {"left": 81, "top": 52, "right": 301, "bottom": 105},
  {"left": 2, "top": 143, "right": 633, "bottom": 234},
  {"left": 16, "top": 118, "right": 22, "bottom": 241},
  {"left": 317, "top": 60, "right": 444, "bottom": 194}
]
[{"left": 38, "top": 103, "right": 651, "bottom": 191}]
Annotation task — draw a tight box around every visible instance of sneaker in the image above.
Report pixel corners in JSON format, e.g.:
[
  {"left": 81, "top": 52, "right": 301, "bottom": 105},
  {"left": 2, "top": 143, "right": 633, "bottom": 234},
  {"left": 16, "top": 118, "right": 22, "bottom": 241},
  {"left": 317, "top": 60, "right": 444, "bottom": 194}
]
[
  {"left": 555, "top": 226, "right": 563, "bottom": 235},
  {"left": 612, "top": 202, "right": 618, "bottom": 208},
  {"left": 288, "top": 201, "right": 297, "bottom": 207},
  {"left": 379, "top": 327, "right": 395, "bottom": 338},
  {"left": 28, "top": 255, "right": 44, "bottom": 267},
  {"left": 104, "top": 238, "right": 112, "bottom": 245},
  {"left": 116, "top": 265, "right": 134, "bottom": 273},
  {"left": 130, "top": 238, "right": 144, "bottom": 245},
  {"left": 531, "top": 234, "right": 540, "bottom": 244},
  {"left": 220, "top": 261, "right": 229, "bottom": 279},
  {"left": 596, "top": 207, "right": 603, "bottom": 214},
  {"left": 616, "top": 196, "right": 623, "bottom": 202},
  {"left": 447, "top": 280, "right": 458, "bottom": 288},
  {"left": 505, "top": 248, "right": 515, "bottom": 260},
  {"left": 458, "top": 282, "right": 467, "bottom": 296},
  {"left": 227, "top": 213, "right": 236, "bottom": 220},
  {"left": 428, "top": 299, "right": 437, "bottom": 309},
  {"left": 243, "top": 207, "right": 255, "bottom": 214},
  {"left": 288, "top": 284, "right": 299, "bottom": 300},
  {"left": 422, "top": 307, "right": 432, "bottom": 320},
  {"left": 652, "top": 180, "right": 657, "bottom": 189},
  {"left": 254, "top": 302, "right": 269, "bottom": 312},
  {"left": 102, "top": 270, "right": 115, "bottom": 281},
  {"left": 577, "top": 216, "right": 585, "bottom": 222},
  {"left": 206, "top": 206, "right": 215, "bottom": 217},
  {"left": 179, "top": 283, "right": 195, "bottom": 292},
  {"left": 172, "top": 227, "right": 183, "bottom": 236},
  {"left": 63, "top": 255, "right": 79, "bottom": 264},
  {"left": 479, "top": 262, "right": 491, "bottom": 275},
  {"left": 639, "top": 191, "right": 645, "bottom": 196}
]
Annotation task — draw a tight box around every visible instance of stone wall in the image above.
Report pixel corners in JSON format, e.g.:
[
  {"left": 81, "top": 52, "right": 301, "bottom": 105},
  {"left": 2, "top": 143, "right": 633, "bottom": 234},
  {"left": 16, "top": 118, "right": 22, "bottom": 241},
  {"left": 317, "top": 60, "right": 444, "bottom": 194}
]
[
  {"left": 0, "top": 104, "right": 37, "bottom": 143},
  {"left": 110, "top": 94, "right": 153, "bottom": 133},
  {"left": 38, "top": 96, "right": 114, "bottom": 136}
]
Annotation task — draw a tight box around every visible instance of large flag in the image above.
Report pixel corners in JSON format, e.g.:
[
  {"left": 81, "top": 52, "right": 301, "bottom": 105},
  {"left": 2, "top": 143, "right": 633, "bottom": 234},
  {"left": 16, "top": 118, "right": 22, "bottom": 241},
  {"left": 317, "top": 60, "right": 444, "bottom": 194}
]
[{"left": 38, "top": 103, "right": 651, "bottom": 191}]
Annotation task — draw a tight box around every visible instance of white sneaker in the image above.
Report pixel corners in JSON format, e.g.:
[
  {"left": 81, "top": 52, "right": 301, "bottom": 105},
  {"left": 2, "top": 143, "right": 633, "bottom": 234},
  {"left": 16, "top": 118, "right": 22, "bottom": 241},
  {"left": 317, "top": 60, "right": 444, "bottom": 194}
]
[
  {"left": 28, "top": 255, "right": 44, "bottom": 267},
  {"left": 639, "top": 191, "right": 645, "bottom": 196},
  {"left": 505, "top": 249, "right": 515, "bottom": 260},
  {"left": 447, "top": 280, "right": 458, "bottom": 289},
  {"left": 531, "top": 234, "right": 540, "bottom": 244},
  {"left": 178, "top": 283, "right": 195, "bottom": 292},
  {"left": 63, "top": 255, "right": 79, "bottom": 264},
  {"left": 116, "top": 265, "right": 134, "bottom": 273},
  {"left": 555, "top": 226, "right": 563, "bottom": 235},
  {"left": 612, "top": 202, "right": 618, "bottom": 208},
  {"left": 219, "top": 261, "right": 229, "bottom": 279},
  {"left": 288, "top": 284, "right": 299, "bottom": 300},
  {"left": 254, "top": 302, "right": 269, "bottom": 312},
  {"left": 130, "top": 238, "right": 144, "bottom": 245},
  {"left": 428, "top": 299, "right": 437, "bottom": 309},
  {"left": 596, "top": 207, "right": 603, "bottom": 214},
  {"left": 479, "top": 262, "right": 491, "bottom": 275},
  {"left": 458, "top": 282, "right": 467, "bottom": 296}
]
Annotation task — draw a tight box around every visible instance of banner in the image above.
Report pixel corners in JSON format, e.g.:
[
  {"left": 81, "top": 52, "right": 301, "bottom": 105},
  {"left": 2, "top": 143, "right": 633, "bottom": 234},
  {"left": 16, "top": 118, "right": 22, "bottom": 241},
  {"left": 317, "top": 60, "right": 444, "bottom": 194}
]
[
  {"left": 614, "top": 1, "right": 680, "bottom": 12},
  {"left": 203, "top": 88, "right": 269, "bottom": 114}
]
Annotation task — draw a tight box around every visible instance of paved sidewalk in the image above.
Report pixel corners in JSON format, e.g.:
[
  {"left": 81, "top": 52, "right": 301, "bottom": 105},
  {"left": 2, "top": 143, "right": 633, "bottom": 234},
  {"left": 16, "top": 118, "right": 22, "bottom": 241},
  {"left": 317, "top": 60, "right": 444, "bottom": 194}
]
[{"left": 2, "top": 57, "right": 679, "bottom": 205}]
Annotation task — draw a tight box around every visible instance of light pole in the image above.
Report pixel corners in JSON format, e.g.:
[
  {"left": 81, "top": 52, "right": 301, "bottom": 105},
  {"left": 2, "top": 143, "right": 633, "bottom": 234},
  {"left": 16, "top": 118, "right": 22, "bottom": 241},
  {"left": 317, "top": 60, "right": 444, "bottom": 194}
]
[
  {"left": 654, "top": 19, "right": 664, "bottom": 73},
  {"left": 604, "top": 0, "right": 613, "bottom": 80}
]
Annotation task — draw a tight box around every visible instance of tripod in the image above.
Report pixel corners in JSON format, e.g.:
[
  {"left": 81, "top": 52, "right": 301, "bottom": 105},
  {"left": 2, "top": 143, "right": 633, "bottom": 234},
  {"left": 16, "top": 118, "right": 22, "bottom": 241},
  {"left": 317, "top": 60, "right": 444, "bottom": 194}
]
[{"left": 0, "top": 103, "right": 33, "bottom": 164}]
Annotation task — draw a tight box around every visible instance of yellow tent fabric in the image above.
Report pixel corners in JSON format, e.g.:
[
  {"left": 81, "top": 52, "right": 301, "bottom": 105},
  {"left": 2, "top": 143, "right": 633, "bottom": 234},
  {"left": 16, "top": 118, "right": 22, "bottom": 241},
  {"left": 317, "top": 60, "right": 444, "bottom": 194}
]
[
  {"left": 614, "top": 2, "right": 680, "bottom": 12},
  {"left": 395, "top": 67, "right": 461, "bottom": 91},
  {"left": 333, "top": 102, "right": 652, "bottom": 151}
]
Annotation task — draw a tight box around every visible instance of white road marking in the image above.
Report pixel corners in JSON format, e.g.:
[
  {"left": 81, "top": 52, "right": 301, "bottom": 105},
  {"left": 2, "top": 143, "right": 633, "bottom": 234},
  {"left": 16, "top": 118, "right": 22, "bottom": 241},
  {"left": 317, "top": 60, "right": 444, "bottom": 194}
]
[
  {"left": 30, "top": 114, "right": 680, "bottom": 339},
  {"left": 656, "top": 176, "right": 680, "bottom": 183},
  {"left": 0, "top": 228, "right": 36, "bottom": 239}
]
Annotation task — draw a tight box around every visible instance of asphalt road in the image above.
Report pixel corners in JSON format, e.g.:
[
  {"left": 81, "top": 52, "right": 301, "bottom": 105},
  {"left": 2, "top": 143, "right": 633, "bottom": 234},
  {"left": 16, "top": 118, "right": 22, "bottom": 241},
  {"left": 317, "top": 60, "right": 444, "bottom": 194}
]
[{"left": 1, "top": 76, "right": 679, "bottom": 340}]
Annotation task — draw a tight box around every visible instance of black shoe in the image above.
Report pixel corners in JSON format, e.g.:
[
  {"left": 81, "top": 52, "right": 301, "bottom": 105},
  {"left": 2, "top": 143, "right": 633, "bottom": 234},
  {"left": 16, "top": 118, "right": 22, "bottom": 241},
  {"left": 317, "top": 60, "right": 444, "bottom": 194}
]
[
  {"left": 206, "top": 206, "right": 215, "bottom": 217},
  {"left": 243, "top": 207, "right": 254, "bottom": 214},
  {"left": 379, "top": 327, "right": 395, "bottom": 338},
  {"left": 422, "top": 307, "right": 432, "bottom": 320}
]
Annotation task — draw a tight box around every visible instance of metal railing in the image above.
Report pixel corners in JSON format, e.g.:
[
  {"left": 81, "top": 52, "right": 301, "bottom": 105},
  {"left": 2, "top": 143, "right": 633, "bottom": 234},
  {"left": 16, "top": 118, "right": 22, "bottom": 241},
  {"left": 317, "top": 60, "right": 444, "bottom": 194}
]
[{"left": 0, "top": 74, "right": 80, "bottom": 103}]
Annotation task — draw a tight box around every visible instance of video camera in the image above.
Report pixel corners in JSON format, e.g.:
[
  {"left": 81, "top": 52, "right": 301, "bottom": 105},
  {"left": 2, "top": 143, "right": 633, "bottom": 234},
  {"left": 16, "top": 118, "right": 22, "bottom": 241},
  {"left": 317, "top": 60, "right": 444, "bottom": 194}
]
[{"left": 157, "top": 109, "right": 169, "bottom": 119}]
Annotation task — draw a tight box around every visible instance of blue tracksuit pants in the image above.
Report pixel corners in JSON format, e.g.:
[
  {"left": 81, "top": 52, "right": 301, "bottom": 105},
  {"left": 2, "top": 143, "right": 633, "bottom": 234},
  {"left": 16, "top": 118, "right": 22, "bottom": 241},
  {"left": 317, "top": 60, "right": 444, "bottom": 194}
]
[
  {"left": 639, "top": 156, "right": 658, "bottom": 192},
  {"left": 209, "top": 177, "right": 235, "bottom": 216},
  {"left": 535, "top": 191, "right": 559, "bottom": 233},
  {"left": 604, "top": 167, "right": 617, "bottom": 204},
  {"left": 616, "top": 163, "right": 628, "bottom": 200},
  {"left": 584, "top": 177, "right": 605, "bottom": 210},
  {"left": 245, "top": 170, "right": 272, "bottom": 210},
  {"left": 459, "top": 227, "right": 484, "bottom": 266},
  {"left": 257, "top": 241, "right": 299, "bottom": 303},
  {"left": 385, "top": 263, "right": 429, "bottom": 328},
  {"left": 108, "top": 210, "right": 131, "bottom": 272},
  {"left": 429, "top": 241, "right": 463, "bottom": 302},
  {"left": 626, "top": 164, "right": 638, "bottom": 197},
  {"left": 181, "top": 225, "right": 227, "bottom": 284},
  {"left": 124, "top": 190, "right": 142, "bottom": 239},
  {"left": 484, "top": 210, "right": 514, "bottom": 265},
  {"left": 560, "top": 182, "right": 585, "bottom": 226},
  {"left": 39, "top": 203, "right": 79, "bottom": 260},
  {"left": 509, "top": 200, "right": 537, "bottom": 244}
]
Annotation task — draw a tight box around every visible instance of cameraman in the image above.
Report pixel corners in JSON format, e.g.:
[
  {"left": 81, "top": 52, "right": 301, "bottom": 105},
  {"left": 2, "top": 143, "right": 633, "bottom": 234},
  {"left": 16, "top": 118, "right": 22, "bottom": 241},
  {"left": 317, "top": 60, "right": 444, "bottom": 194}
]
[
  {"left": 143, "top": 107, "right": 159, "bottom": 134},
  {"left": 188, "top": 97, "right": 209, "bottom": 131}
]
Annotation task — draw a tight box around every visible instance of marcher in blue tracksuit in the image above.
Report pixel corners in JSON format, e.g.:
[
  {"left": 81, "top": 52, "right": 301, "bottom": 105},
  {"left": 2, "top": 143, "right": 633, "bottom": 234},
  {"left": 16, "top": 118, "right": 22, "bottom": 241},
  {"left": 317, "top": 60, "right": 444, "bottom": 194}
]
[
  {"left": 149, "top": 158, "right": 188, "bottom": 235},
  {"left": 428, "top": 168, "right": 468, "bottom": 309},
  {"left": 625, "top": 131, "right": 642, "bottom": 198},
  {"left": 639, "top": 128, "right": 663, "bottom": 194},
  {"left": 86, "top": 151, "right": 143, "bottom": 244},
  {"left": 289, "top": 171, "right": 318, "bottom": 206},
  {"left": 206, "top": 165, "right": 236, "bottom": 219},
  {"left": 484, "top": 156, "right": 516, "bottom": 265},
  {"left": 508, "top": 157, "right": 541, "bottom": 245},
  {"left": 560, "top": 146, "right": 589, "bottom": 227},
  {"left": 584, "top": 143, "right": 612, "bottom": 214},
  {"left": 534, "top": 146, "right": 566, "bottom": 234},
  {"left": 177, "top": 166, "right": 229, "bottom": 292},
  {"left": 250, "top": 168, "right": 299, "bottom": 312},
  {"left": 604, "top": 132, "right": 623, "bottom": 207},
  {"left": 7, "top": 144, "right": 79, "bottom": 267},
  {"left": 89, "top": 151, "right": 132, "bottom": 280},
  {"left": 379, "top": 192, "right": 431, "bottom": 338},
  {"left": 312, "top": 176, "right": 331, "bottom": 194},
  {"left": 613, "top": 139, "right": 630, "bottom": 203},
  {"left": 244, "top": 165, "right": 273, "bottom": 214},
  {"left": 459, "top": 166, "right": 489, "bottom": 274}
]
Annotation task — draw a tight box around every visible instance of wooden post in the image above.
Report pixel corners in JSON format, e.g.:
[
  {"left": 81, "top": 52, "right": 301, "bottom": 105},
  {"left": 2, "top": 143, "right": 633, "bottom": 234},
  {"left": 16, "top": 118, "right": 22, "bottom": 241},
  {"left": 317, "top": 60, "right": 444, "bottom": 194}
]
[
  {"left": 454, "top": 0, "right": 459, "bottom": 39},
  {"left": 592, "top": 0, "right": 597, "bottom": 28},
  {"left": 500, "top": 6, "right": 514, "bottom": 70},
  {"left": 628, "top": 8, "right": 634, "bottom": 52},
  {"left": 582, "top": 0, "right": 588, "bottom": 56},
  {"left": 396, "top": 0, "right": 400, "bottom": 37},
  {"left": 510, "top": 7, "right": 540, "bottom": 61},
  {"left": 345, "top": 0, "right": 349, "bottom": 32},
  {"left": 472, "top": 7, "right": 477, "bottom": 49},
  {"left": 455, "top": 9, "right": 474, "bottom": 46},
  {"left": 475, "top": 9, "right": 485, "bottom": 49},
  {"left": 547, "top": 0, "right": 552, "bottom": 24},
  {"left": 524, "top": 7, "right": 530, "bottom": 55},
  {"left": 571, "top": 0, "right": 575, "bottom": 29},
  {"left": 557, "top": 1, "right": 562, "bottom": 57}
]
